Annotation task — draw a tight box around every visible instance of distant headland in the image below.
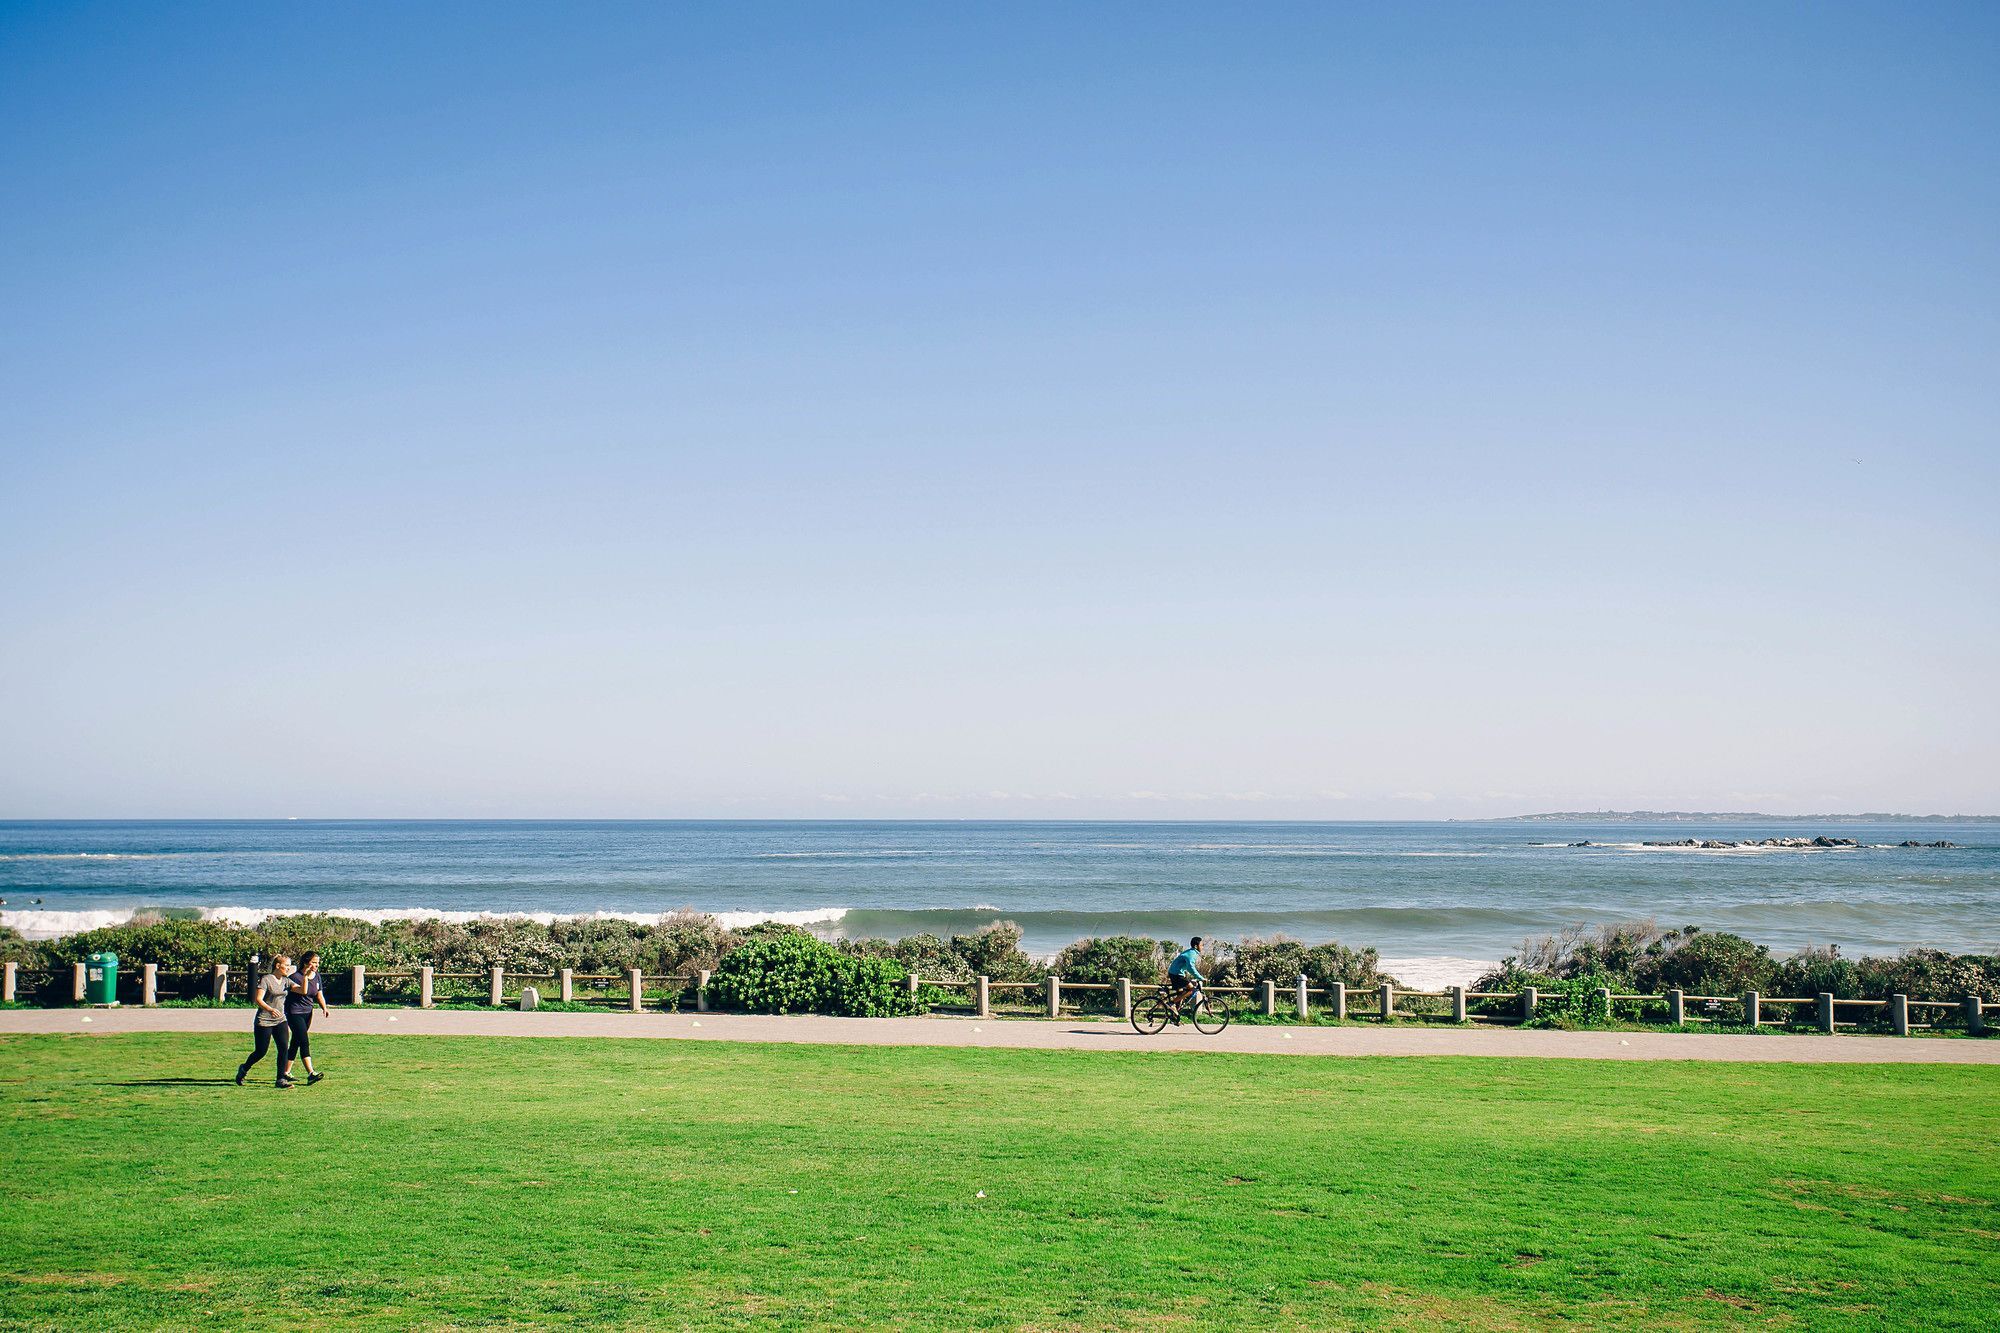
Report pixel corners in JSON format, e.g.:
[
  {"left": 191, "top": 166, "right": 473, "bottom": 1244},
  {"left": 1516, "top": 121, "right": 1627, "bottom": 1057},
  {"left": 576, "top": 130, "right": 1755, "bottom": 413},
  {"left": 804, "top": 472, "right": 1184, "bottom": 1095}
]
[{"left": 1487, "top": 811, "right": 1998, "bottom": 823}]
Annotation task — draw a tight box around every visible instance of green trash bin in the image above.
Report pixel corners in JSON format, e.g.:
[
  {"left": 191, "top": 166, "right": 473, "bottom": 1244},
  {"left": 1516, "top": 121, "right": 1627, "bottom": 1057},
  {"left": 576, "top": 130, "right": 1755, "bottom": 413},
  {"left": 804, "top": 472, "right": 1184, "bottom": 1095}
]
[{"left": 85, "top": 952, "right": 119, "bottom": 1005}]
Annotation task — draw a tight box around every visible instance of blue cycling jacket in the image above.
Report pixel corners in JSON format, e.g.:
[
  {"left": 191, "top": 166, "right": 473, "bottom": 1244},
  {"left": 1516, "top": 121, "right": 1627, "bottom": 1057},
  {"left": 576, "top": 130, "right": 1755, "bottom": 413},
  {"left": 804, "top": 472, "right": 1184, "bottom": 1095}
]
[{"left": 1167, "top": 947, "right": 1203, "bottom": 979}]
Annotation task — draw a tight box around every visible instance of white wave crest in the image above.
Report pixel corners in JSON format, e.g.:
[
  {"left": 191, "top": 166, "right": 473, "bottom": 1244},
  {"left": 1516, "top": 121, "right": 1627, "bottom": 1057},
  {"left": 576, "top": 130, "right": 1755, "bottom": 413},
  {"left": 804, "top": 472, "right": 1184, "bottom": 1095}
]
[{"left": 0, "top": 904, "right": 851, "bottom": 940}]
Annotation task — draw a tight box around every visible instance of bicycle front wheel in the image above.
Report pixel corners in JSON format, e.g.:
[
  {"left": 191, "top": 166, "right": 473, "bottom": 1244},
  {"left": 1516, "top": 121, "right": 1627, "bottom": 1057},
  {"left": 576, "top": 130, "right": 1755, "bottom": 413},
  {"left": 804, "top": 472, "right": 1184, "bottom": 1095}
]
[
  {"left": 1190, "top": 993, "right": 1232, "bottom": 1034},
  {"left": 1131, "top": 994, "right": 1172, "bottom": 1035}
]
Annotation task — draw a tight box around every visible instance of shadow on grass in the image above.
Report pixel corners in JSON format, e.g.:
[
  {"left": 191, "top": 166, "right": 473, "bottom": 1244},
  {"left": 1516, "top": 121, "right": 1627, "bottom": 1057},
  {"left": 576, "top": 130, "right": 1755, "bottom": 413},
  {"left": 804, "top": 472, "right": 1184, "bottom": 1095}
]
[{"left": 104, "top": 1077, "right": 240, "bottom": 1086}]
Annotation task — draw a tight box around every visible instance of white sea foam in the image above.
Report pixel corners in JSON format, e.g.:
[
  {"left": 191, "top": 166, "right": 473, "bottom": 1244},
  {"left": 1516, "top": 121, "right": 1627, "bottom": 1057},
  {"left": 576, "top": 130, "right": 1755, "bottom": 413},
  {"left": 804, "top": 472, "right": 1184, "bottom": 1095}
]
[
  {"left": 0, "top": 904, "right": 852, "bottom": 940},
  {"left": 1379, "top": 956, "right": 1495, "bottom": 989},
  {"left": 0, "top": 908, "right": 152, "bottom": 938}
]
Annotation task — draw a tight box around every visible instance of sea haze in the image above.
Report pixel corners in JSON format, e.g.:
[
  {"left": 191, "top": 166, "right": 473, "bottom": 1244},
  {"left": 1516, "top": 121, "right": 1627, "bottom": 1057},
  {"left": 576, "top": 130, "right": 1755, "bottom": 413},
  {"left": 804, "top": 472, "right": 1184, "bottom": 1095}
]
[{"left": 2, "top": 820, "right": 1995, "bottom": 988}]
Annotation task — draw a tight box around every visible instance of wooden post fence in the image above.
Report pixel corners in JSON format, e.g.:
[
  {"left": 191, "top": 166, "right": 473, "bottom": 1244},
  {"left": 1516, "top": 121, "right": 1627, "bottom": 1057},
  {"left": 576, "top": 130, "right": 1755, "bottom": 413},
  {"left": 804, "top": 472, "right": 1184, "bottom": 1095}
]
[
  {"left": 419, "top": 966, "right": 434, "bottom": 1008},
  {"left": 628, "top": 968, "right": 643, "bottom": 1013},
  {"left": 695, "top": 969, "right": 709, "bottom": 1011},
  {"left": 1966, "top": 995, "right": 1987, "bottom": 1036},
  {"left": 1328, "top": 980, "right": 1345, "bottom": 1021},
  {"left": 489, "top": 967, "right": 504, "bottom": 1007},
  {"left": 1, "top": 961, "right": 14, "bottom": 1003},
  {"left": 1379, "top": 981, "right": 1395, "bottom": 1022},
  {"left": 72, "top": 962, "right": 86, "bottom": 1003},
  {"left": 212, "top": 963, "right": 229, "bottom": 1003},
  {"left": 1817, "top": 992, "right": 1835, "bottom": 1033},
  {"left": 559, "top": 968, "right": 573, "bottom": 1003},
  {"left": 975, "top": 975, "right": 991, "bottom": 1019},
  {"left": 351, "top": 964, "right": 366, "bottom": 1005},
  {"left": 1520, "top": 986, "right": 1537, "bottom": 1021},
  {"left": 1891, "top": 993, "right": 1909, "bottom": 1036},
  {"left": 1117, "top": 977, "right": 1132, "bottom": 1022},
  {"left": 1742, "top": 991, "right": 1761, "bottom": 1028},
  {"left": 1299, "top": 976, "right": 1314, "bottom": 1021},
  {"left": 1450, "top": 984, "right": 1466, "bottom": 1023},
  {"left": 1261, "top": 980, "right": 1276, "bottom": 1017},
  {"left": 1667, "top": 988, "right": 1684, "bottom": 1025},
  {"left": 142, "top": 963, "right": 158, "bottom": 1006},
  {"left": 1045, "top": 975, "right": 1061, "bottom": 1017}
]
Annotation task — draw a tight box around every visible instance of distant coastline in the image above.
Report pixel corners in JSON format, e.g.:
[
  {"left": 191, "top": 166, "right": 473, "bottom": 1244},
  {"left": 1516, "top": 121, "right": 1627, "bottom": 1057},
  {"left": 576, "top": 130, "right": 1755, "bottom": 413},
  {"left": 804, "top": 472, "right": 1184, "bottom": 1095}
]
[{"left": 1486, "top": 811, "right": 2000, "bottom": 824}]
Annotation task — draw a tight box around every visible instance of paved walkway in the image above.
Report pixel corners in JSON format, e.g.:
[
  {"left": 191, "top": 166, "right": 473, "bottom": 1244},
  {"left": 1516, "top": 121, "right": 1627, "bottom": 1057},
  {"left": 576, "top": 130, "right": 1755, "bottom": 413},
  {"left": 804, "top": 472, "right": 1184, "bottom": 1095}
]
[{"left": 3, "top": 1006, "right": 1995, "bottom": 1062}]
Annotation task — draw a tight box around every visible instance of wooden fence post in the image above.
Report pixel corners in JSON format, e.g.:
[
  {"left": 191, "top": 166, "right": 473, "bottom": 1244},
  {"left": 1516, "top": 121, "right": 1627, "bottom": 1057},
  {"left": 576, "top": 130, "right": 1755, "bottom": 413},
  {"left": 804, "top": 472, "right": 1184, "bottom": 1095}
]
[
  {"left": 1379, "top": 982, "right": 1396, "bottom": 1022},
  {"left": 1520, "top": 986, "right": 1538, "bottom": 1021},
  {"left": 1, "top": 960, "right": 14, "bottom": 1003},
  {"left": 1593, "top": 987, "right": 1611, "bottom": 1021},
  {"left": 1328, "top": 980, "right": 1345, "bottom": 1021},
  {"left": 1045, "top": 975, "right": 1061, "bottom": 1017},
  {"left": 1966, "top": 995, "right": 1987, "bottom": 1036},
  {"left": 976, "top": 975, "right": 991, "bottom": 1019},
  {"left": 72, "top": 962, "right": 87, "bottom": 1003},
  {"left": 1117, "top": 977, "right": 1132, "bottom": 1022},
  {"left": 212, "top": 963, "right": 229, "bottom": 1003},
  {"left": 1449, "top": 985, "right": 1466, "bottom": 1023},
  {"left": 628, "top": 968, "right": 643, "bottom": 1013},
  {"left": 694, "top": 969, "right": 709, "bottom": 1011},
  {"left": 1890, "top": 993, "right": 1908, "bottom": 1036},
  {"left": 419, "top": 966, "right": 434, "bottom": 1008},
  {"left": 1816, "top": 992, "right": 1835, "bottom": 1033},
  {"left": 142, "top": 963, "right": 158, "bottom": 1006},
  {"left": 350, "top": 964, "right": 366, "bottom": 1005},
  {"left": 907, "top": 973, "right": 920, "bottom": 1002},
  {"left": 1742, "top": 991, "right": 1761, "bottom": 1028},
  {"left": 1261, "top": 980, "right": 1276, "bottom": 1017},
  {"left": 1297, "top": 975, "right": 1313, "bottom": 1021},
  {"left": 1667, "top": 988, "right": 1684, "bottom": 1025},
  {"left": 487, "top": 967, "right": 504, "bottom": 1007},
  {"left": 559, "top": 968, "right": 573, "bottom": 1004}
]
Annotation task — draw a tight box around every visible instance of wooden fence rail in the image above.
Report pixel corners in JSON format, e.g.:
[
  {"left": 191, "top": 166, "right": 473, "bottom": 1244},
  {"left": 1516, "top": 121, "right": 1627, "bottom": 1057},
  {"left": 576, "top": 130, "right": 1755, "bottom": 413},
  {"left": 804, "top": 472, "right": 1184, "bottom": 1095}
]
[{"left": 3, "top": 960, "right": 1988, "bottom": 1037}]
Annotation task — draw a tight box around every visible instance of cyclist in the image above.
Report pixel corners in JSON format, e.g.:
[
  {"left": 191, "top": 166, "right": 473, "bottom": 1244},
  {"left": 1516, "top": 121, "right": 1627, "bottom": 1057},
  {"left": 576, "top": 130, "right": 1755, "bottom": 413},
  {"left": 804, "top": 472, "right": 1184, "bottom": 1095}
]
[{"left": 1166, "top": 937, "right": 1206, "bottom": 1010}]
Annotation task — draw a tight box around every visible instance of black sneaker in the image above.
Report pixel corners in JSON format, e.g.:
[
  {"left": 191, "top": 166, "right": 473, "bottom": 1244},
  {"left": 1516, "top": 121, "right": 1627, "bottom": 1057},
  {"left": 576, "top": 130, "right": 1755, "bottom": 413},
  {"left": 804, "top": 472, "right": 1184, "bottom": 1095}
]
[
  {"left": 306, "top": 1072, "right": 323, "bottom": 1086},
  {"left": 275, "top": 1078, "right": 295, "bottom": 1089},
  {"left": 235, "top": 1066, "right": 247, "bottom": 1086}
]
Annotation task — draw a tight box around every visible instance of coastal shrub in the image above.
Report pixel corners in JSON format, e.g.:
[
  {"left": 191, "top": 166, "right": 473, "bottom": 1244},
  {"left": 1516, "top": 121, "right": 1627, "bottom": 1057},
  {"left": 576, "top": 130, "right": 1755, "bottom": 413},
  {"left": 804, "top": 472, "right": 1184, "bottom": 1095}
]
[
  {"left": 253, "top": 914, "right": 386, "bottom": 974},
  {"left": 1856, "top": 949, "right": 2000, "bottom": 1004},
  {"left": 0, "top": 925, "right": 35, "bottom": 965},
  {"left": 1771, "top": 945, "right": 1861, "bottom": 1000},
  {"left": 38, "top": 917, "right": 256, "bottom": 973},
  {"left": 1632, "top": 930, "right": 1774, "bottom": 996},
  {"left": 708, "top": 932, "right": 921, "bottom": 1016},
  {"left": 950, "top": 922, "right": 1039, "bottom": 981},
  {"left": 1053, "top": 936, "right": 1172, "bottom": 984},
  {"left": 1518, "top": 921, "right": 1680, "bottom": 985},
  {"left": 1217, "top": 937, "right": 1392, "bottom": 991},
  {"left": 1522, "top": 970, "right": 1616, "bottom": 1029},
  {"left": 843, "top": 933, "right": 974, "bottom": 983},
  {"left": 826, "top": 953, "right": 921, "bottom": 1017},
  {"left": 634, "top": 912, "right": 733, "bottom": 977},
  {"left": 709, "top": 934, "right": 847, "bottom": 1013}
]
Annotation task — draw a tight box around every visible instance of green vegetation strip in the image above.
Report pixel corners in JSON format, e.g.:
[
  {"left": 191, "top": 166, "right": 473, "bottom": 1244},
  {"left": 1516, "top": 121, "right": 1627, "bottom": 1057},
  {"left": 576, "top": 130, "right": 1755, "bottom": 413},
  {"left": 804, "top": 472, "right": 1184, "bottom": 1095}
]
[{"left": 2, "top": 1035, "right": 1996, "bottom": 1330}]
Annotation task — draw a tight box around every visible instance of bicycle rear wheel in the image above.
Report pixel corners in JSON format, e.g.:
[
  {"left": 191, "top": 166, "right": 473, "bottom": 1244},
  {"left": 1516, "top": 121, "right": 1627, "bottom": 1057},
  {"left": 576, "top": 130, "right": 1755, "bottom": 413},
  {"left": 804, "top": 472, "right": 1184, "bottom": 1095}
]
[
  {"left": 1190, "top": 993, "right": 1232, "bottom": 1034},
  {"left": 1131, "top": 994, "right": 1173, "bottom": 1035}
]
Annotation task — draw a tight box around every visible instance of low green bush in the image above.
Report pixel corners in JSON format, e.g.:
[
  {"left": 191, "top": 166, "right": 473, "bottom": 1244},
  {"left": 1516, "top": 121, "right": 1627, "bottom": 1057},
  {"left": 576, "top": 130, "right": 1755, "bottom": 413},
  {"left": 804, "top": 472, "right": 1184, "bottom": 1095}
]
[{"left": 708, "top": 933, "right": 922, "bottom": 1017}]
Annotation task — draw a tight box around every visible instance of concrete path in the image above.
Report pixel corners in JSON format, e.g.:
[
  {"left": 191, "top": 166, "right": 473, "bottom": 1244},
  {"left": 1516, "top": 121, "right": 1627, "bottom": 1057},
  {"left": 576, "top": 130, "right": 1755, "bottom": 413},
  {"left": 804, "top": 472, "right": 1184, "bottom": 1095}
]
[{"left": 3, "top": 1006, "right": 1996, "bottom": 1063}]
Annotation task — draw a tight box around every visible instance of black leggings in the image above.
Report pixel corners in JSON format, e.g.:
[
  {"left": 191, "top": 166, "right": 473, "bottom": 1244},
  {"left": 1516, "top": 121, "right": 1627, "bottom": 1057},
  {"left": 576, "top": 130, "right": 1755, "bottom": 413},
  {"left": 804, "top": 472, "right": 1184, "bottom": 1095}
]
[
  {"left": 287, "top": 1009, "right": 313, "bottom": 1060},
  {"left": 242, "top": 1021, "right": 292, "bottom": 1079}
]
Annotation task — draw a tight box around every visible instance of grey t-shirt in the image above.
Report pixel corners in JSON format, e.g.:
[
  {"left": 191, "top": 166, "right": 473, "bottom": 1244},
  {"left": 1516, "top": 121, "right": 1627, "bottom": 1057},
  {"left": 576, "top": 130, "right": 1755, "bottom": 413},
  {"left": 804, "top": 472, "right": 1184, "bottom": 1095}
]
[{"left": 257, "top": 973, "right": 295, "bottom": 1027}]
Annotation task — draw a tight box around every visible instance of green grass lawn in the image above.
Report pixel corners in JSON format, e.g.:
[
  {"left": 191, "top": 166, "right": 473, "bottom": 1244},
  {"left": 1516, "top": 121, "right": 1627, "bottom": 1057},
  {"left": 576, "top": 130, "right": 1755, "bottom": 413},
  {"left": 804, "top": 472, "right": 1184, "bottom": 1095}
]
[{"left": 2, "top": 1035, "right": 1996, "bottom": 1330}]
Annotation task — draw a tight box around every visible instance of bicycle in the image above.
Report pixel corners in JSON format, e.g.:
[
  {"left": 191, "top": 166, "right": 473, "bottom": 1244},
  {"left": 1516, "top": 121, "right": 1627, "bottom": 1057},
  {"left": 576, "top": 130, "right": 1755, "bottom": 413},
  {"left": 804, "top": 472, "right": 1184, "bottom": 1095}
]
[{"left": 1131, "top": 981, "right": 1232, "bottom": 1035}]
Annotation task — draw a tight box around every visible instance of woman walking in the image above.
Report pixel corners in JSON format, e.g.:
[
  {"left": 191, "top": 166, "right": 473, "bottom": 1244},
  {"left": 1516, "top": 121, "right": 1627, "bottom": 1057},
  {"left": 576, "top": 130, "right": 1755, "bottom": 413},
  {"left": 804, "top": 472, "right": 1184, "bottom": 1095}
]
[
  {"left": 237, "top": 954, "right": 297, "bottom": 1088},
  {"left": 287, "top": 951, "right": 331, "bottom": 1085}
]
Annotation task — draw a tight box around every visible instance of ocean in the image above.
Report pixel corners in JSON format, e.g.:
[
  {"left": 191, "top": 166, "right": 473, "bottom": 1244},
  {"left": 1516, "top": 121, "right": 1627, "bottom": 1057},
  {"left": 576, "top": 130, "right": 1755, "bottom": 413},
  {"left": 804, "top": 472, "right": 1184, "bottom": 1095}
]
[{"left": 3, "top": 819, "right": 1996, "bottom": 988}]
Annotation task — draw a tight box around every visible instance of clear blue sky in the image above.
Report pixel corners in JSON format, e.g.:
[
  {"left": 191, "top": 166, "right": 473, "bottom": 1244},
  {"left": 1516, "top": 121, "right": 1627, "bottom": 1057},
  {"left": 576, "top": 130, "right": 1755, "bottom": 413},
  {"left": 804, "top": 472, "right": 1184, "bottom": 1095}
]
[{"left": 2, "top": 3, "right": 1995, "bottom": 818}]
